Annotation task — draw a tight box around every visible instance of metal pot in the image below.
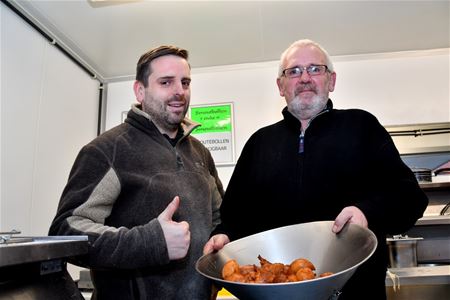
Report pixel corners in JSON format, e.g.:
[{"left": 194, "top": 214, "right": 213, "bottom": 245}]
[
  {"left": 196, "top": 221, "right": 377, "bottom": 300},
  {"left": 386, "top": 235, "right": 423, "bottom": 268}
]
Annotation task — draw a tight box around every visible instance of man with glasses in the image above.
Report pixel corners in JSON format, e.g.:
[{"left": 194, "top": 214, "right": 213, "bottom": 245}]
[{"left": 205, "top": 39, "right": 427, "bottom": 299}]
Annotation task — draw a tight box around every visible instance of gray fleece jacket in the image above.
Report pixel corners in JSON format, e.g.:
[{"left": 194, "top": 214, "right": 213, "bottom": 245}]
[{"left": 49, "top": 104, "right": 224, "bottom": 300}]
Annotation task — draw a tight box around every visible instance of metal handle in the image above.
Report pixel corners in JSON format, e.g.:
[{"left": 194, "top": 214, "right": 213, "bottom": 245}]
[
  {"left": 328, "top": 290, "right": 342, "bottom": 300},
  {"left": 0, "top": 229, "right": 21, "bottom": 244},
  {"left": 0, "top": 229, "right": 21, "bottom": 235}
]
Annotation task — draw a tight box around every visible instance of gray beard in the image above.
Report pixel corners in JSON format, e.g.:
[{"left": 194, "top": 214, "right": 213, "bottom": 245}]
[{"left": 287, "top": 95, "right": 327, "bottom": 121}]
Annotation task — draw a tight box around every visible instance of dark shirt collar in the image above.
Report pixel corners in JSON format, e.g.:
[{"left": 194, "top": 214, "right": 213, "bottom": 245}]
[{"left": 163, "top": 126, "right": 185, "bottom": 147}]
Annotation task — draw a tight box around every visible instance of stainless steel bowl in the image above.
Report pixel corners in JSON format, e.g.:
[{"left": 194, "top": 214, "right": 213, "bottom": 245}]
[{"left": 196, "top": 221, "right": 377, "bottom": 300}]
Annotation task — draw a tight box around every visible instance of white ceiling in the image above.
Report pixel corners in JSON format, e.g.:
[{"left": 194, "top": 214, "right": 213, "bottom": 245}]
[{"left": 8, "top": 0, "right": 450, "bottom": 82}]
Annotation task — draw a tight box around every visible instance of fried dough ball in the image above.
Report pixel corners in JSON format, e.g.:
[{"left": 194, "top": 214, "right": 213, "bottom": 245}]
[
  {"left": 254, "top": 268, "right": 275, "bottom": 283},
  {"left": 222, "top": 259, "right": 240, "bottom": 279},
  {"left": 226, "top": 272, "right": 246, "bottom": 282},
  {"left": 287, "top": 274, "right": 299, "bottom": 282},
  {"left": 319, "top": 272, "right": 334, "bottom": 278},
  {"left": 295, "top": 267, "right": 316, "bottom": 281},
  {"left": 257, "top": 255, "right": 286, "bottom": 283},
  {"left": 239, "top": 264, "right": 258, "bottom": 282},
  {"left": 289, "top": 258, "right": 316, "bottom": 274},
  {"left": 273, "top": 272, "right": 289, "bottom": 283},
  {"left": 221, "top": 255, "right": 333, "bottom": 284},
  {"left": 261, "top": 262, "right": 285, "bottom": 275},
  {"left": 239, "top": 264, "right": 257, "bottom": 275}
]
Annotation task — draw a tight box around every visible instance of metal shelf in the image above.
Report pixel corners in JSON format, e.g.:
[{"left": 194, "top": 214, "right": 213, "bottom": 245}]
[
  {"left": 420, "top": 181, "right": 450, "bottom": 191},
  {"left": 416, "top": 215, "right": 450, "bottom": 226}
]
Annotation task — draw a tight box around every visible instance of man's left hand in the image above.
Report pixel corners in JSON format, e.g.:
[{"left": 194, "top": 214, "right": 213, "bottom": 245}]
[
  {"left": 332, "top": 206, "right": 368, "bottom": 233},
  {"left": 203, "top": 234, "right": 230, "bottom": 255}
]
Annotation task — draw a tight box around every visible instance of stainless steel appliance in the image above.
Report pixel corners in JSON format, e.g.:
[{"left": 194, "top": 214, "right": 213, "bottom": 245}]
[
  {"left": 385, "top": 182, "right": 450, "bottom": 299},
  {"left": 0, "top": 231, "right": 88, "bottom": 300}
]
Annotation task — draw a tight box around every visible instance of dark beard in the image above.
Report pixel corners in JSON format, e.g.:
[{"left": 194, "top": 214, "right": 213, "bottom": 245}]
[{"left": 148, "top": 110, "right": 181, "bottom": 132}]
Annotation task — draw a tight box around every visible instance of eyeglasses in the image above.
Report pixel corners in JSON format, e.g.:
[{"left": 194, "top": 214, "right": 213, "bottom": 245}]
[{"left": 281, "top": 65, "right": 329, "bottom": 78}]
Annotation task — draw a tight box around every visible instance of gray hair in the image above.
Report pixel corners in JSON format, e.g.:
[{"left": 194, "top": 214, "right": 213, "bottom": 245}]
[{"left": 278, "top": 39, "right": 334, "bottom": 77}]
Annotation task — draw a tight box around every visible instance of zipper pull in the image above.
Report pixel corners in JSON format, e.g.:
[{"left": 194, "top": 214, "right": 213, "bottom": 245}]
[
  {"left": 299, "top": 132, "right": 305, "bottom": 154},
  {"left": 176, "top": 154, "right": 183, "bottom": 167}
]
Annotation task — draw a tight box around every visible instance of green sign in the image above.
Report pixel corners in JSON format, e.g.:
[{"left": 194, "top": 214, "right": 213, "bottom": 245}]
[{"left": 190, "top": 104, "right": 232, "bottom": 134}]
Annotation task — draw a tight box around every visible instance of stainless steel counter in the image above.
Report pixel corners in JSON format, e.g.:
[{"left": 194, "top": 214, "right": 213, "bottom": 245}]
[
  {"left": 0, "top": 236, "right": 88, "bottom": 267},
  {"left": 416, "top": 215, "right": 450, "bottom": 226},
  {"left": 0, "top": 235, "right": 89, "bottom": 300},
  {"left": 386, "top": 265, "right": 450, "bottom": 286},
  {"left": 386, "top": 266, "right": 450, "bottom": 300}
]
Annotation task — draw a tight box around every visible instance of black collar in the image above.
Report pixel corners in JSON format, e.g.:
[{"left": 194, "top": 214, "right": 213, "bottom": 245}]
[{"left": 163, "top": 126, "right": 184, "bottom": 147}]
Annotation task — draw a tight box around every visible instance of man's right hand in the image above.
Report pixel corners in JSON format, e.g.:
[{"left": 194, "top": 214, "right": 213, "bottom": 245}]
[{"left": 157, "top": 196, "right": 190, "bottom": 260}]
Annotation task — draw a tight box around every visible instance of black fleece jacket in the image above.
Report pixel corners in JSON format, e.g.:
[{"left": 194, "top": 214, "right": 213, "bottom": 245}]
[{"left": 213, "top": 100, "right": 428, "bottom": 300}]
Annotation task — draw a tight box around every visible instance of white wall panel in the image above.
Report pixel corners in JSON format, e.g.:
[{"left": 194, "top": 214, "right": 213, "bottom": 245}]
[
  {"left": 105, "top": 80, "right": 134, "bottom": 130},
  {"left": 1, "top": 2, "right": 99, "bottom": 235},
  {"left": 105, "top": 49, "right": 449, "bottom": 188},
  {"left": 30, "top": 44, "right": 99, "bottom": 235},
  {"left": 331, "top": 50, "right": 449, "bottom": 125},
  {"left": 1, "top": 3, "right": 46, "bottom": 233}
]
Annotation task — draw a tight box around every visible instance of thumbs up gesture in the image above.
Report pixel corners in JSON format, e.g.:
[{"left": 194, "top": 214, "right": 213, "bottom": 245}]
[{"left": 157, "top": 196, "right": 191, "bottom": 260}]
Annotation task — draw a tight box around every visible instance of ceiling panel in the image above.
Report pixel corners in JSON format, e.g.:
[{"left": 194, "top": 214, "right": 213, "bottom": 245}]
[{"left": 7, "top": 0, "right": 449, "bottom": 82}]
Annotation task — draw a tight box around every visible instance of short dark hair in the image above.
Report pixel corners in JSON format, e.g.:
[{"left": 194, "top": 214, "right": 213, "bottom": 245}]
[{"left": 136, "top": 45, "right": 189, "bottom": 87}]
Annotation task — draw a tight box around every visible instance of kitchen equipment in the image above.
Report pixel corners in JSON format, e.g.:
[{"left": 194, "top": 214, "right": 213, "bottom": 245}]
[
  {"left": 386, "top": 235, "right": 423, "bottom": 268},
  {"left": 385, "top": 179, "right": 450, "bottom": 299},
  {"left": 410, "top": 167, "right": 432, "bottom": 183},
  {"left": 0, "top": 231, "right": 88, "bottom": 300},
  {"left": 196, "top": 221, "right": 377, "bottom": 300}
]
